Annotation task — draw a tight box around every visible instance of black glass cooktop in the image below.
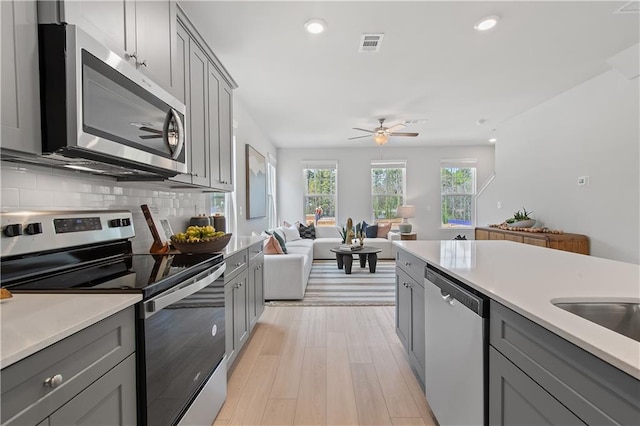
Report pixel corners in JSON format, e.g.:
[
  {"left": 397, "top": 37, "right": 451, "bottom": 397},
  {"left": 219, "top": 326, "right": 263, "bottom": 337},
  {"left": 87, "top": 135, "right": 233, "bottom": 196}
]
[{"left": 2, "top": 247, "right": 223, "bottom": 300}]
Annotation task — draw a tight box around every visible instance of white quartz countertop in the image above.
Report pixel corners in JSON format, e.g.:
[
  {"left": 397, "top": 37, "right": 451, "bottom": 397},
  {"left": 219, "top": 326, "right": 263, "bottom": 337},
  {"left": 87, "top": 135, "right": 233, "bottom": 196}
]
[
  {"left": 220, "top": 235, "right": 264, "bottom": 257},
  {"left": 0, "top": 293, "right": 141, "bottom": 368},
  {"left": 394, "top": 240, "right": 640, "bottom": 379}
]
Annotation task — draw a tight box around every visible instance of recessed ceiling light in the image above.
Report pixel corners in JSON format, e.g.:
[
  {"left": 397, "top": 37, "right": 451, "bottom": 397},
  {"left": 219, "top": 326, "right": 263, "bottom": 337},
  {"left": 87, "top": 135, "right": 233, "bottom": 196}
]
[
  {"left": 304, "top": 19, "right": 327, "bottom": 34},
  {"left": 474, "top": 15, "right": 500, "bottom": 31},
  {"left": 489, "top": 137, "right": 497, "bottom": 143}
]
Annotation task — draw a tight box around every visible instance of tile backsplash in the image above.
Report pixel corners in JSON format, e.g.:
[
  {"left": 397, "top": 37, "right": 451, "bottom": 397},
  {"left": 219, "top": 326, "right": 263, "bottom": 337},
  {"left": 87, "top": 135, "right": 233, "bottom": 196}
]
[{"left": 1, "top": 161, "right": 212, "bottom": 252}]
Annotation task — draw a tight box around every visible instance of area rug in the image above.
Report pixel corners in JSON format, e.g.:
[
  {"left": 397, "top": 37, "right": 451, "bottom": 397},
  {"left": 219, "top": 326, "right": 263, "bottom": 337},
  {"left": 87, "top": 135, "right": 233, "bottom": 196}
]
[{"left": 265, "top": 260, "right": 396, "bottom": 306}]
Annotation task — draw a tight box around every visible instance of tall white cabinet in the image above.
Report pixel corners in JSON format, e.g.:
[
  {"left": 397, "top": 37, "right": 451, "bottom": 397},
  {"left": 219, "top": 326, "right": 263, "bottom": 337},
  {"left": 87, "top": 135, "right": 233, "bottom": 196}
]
[{"left": 1, "top": 0, "right": 42, "bottom": 155}]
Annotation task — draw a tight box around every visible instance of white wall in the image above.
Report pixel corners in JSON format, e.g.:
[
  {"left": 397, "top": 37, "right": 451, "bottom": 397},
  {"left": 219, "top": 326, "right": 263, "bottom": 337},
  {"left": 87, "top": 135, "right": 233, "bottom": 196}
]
[
  {"left": 233, "top": 100, "right": 277, "bottom": 236},
  {"left": 477, "top": 69, "right": 639, "bottom": 264},
  {"left": 0, "top": 162, "right": 213, "bottom": 253},
  {"left": 277, "top": 146, "right": 495, "bottom": 240}
]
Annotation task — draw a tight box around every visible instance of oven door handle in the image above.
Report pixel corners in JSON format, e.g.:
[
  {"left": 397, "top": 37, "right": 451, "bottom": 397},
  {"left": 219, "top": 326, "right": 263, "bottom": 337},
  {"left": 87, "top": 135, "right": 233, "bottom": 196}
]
[{"left": 144, "top": 263, "right": 226, "bottom": 319}]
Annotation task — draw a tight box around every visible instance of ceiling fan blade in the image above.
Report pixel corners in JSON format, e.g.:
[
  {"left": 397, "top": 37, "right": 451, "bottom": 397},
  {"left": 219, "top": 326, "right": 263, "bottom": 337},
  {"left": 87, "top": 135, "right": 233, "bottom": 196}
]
[
  {"left": 139, "top": 134, "right": 163, "bottom": 139},
  {"left": 389, "top": 132, "right": 419, "bottom": 137},
  {"left": 348, "top": 135, "right": 373, "bottom": 140},
  {"left": 352, "top": 127, "right": 374, "bottom": 133},
  {"left": 386, "top": 123, "right": 406, "bottom": 133}
]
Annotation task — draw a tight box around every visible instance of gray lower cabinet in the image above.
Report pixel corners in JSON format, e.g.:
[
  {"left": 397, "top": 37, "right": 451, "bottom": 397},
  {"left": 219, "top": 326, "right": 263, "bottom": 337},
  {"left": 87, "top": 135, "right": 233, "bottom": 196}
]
[
  {"left": 395, "top": 247, "right": 426, "bottom": 385},
  {"left": 49, "top": 354, "right": 136, "bottom": 426},
  {"left": 489, "top": 347, "right": 583, "bottom": 425},
  {"left": 490, "top": 301, "right": 640, "bottom": 425},
  {"left": 248, "top": 250, "right": 265, "bottom": 332},
  {"left": 1, "top": 0, "right": 41, "bottom": 156},
  {"left": 1, "top": 306, "right": 136, "bottom": 426},
  {"left": 224, "top": 242, "right": 264, "bottom": 369}
]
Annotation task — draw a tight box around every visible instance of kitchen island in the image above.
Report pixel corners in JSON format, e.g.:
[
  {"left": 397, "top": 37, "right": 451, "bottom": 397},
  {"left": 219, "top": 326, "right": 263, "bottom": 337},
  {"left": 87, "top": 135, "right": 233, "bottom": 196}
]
[{"left": 394, "top": 240, "right": 640, "bottom": 425}]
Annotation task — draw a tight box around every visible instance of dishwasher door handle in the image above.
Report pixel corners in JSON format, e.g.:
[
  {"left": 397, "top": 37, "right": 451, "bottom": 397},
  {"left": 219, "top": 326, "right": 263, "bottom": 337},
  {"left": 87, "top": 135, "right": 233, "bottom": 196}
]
[{"left": 440, "top": 290, "right": 454, "bottom": 305}]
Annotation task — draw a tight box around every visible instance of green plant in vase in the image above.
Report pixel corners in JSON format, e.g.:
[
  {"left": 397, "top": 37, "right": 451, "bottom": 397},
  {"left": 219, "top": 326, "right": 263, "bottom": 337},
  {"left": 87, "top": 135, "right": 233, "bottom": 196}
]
[{"left": 505, "top": 207, "right": 536, "bottom": 228}]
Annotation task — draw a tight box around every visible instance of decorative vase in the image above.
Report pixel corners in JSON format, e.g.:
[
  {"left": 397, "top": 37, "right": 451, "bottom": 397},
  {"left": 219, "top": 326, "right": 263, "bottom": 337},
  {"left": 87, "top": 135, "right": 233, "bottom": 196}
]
[{"left": 399, "top": 223, "right": 412, "bottom": 233}]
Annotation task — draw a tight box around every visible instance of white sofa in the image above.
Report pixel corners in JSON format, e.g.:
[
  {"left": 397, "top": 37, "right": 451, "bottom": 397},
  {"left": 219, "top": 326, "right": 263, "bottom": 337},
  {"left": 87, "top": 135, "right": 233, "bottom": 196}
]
[{"left": 263, "top": 226, "right": 399, "bottom": 300}]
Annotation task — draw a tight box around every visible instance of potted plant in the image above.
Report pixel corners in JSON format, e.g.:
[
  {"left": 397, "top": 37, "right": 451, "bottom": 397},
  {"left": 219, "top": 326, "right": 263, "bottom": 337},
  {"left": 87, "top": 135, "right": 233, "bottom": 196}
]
[{"left": 505, "top": 208, "right": 536, "bottom": 228}]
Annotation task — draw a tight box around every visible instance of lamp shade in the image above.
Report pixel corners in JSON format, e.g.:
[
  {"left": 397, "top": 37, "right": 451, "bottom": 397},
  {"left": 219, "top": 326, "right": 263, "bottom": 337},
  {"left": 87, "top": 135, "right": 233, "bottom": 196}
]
[{"left": 396, "top": 205, "right": 415, "bottom": 219}]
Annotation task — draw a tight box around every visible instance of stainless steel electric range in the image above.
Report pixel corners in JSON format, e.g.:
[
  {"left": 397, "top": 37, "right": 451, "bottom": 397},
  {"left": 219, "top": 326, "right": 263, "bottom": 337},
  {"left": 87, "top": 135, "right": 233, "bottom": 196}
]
[{"left": 1, "top": 210, "right": 227, "bottom": 426}]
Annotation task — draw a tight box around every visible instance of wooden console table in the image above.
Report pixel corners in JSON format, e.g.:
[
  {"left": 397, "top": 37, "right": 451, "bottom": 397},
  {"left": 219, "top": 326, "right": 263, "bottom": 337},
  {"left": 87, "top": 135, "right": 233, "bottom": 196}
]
[{"left": 475, "top": 227, "right": 589, "bottom": 255}]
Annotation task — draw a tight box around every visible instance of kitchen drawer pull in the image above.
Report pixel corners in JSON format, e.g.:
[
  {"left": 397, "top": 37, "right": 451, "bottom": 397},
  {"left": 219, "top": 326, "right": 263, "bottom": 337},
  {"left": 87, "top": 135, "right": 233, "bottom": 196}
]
[
  {"left": 441, "top": 291, "right": 454, "bottom": 305},
  {"left": 234, "top": 262, "right": 243, "bottom": 267},
  {"left": 44, "top": 374, "right": 63, "bottom": 388},
  {"left": 404, "top": 261, "right": 411, "bottom": 266}
]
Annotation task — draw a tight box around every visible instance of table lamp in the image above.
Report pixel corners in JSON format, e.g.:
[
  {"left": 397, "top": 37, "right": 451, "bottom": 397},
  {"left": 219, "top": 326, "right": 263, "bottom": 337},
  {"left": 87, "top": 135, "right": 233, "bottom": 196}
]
[{"left": 397, "top": 205, "right": 415, "bottom": 233}]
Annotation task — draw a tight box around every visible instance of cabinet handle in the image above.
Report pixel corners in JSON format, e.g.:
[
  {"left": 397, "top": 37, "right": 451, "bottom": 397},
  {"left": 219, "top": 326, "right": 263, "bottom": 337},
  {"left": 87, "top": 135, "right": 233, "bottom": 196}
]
[
  {"left": 404, "top": 261, "right": 411, "bottom": 266},
  {"left": 234, "top": 262, "right": 242, "bottom": 267},
  {"left": 44, "top": 374, "right": 63, "bottom": 388},
  {"left": 126, "top": 52, "right": 138, "bottom": 60},
  {"left": 139, "top": 59, "right": 148, "bottom": 67}
]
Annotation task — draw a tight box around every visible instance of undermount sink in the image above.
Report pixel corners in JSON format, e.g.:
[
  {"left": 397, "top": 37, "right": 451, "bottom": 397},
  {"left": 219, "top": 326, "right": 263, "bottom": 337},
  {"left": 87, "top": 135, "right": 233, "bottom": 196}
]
[{"left": 553, "top": 302, "right": 640, "bottom": 343}]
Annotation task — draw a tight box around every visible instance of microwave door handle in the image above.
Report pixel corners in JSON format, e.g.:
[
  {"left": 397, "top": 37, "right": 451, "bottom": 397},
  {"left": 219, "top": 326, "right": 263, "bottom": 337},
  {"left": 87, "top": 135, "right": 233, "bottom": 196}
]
[
  {"left": 164, "top": 108, "right": 185, "bottom": 160},
  {"left": 143, "top": 263, "right": 225, "bottom": 319}
]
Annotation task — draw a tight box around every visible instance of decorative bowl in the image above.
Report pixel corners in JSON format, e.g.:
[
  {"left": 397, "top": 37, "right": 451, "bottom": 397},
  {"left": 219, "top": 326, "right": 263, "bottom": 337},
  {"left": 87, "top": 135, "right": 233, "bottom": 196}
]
[
  {"left": 507, "top": 219, "right": 536, "bottom": 228},
  {"left": 171, "top": 233, "right": 232, "bottom": 253}
]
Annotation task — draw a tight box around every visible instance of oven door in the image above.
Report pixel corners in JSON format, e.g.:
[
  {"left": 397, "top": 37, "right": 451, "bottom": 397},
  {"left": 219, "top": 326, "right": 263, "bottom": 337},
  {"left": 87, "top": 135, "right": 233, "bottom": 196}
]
[{"left": 139, "top": 263, "right": 225, "bottom": 426}]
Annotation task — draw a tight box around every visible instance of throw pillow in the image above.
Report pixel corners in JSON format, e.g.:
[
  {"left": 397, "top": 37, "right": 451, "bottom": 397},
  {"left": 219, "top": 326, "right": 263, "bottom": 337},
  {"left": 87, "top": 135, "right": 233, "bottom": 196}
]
[
  {"left": 365, "top": 224, "right": 379, "bottom": 238},
  {"left": 360, "top": 220, "right": 369, "bottom": 235},
  {"left": 283, "top": 221, "right": 292, "bottom": 227},
  {"left": 266, "top": 230, "right": 287, "bottom": 253},
  {"left": 271, "top": 227, "right": 287, "bottom": 243},
  {"left": 281, "top": 224, "right": 301, "bottom": 242},
  {"left": 298, "top": 223, "right": 316, "bottom": 239},
  {"left": 377, "top": 222, "right": 391, "bottom": 238},
  {"left": 263, "top": 235, "right": 284, "bottom": 254}
]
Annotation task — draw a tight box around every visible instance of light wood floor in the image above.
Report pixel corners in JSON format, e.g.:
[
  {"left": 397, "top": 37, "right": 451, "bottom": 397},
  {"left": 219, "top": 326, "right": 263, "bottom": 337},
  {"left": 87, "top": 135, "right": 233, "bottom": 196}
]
[{"left": 214, "top": 306, "right": 437, "bottom": 426}]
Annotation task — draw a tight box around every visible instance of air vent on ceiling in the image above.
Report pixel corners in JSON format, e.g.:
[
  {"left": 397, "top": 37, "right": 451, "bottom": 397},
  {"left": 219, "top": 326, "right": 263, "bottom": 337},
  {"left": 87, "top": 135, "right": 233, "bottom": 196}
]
[
  {"left": 359, "top": 33, "right": 384, "bottom": 53},
  {"left": 614, "top": 1, "right": 640, "bottom": 13}
]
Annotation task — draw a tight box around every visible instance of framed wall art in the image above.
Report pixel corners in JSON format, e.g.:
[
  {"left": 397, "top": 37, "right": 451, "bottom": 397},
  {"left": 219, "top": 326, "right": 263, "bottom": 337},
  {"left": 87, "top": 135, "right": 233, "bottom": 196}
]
[{"left": 246, "top": 144, "right": 267, "bottom": 219}]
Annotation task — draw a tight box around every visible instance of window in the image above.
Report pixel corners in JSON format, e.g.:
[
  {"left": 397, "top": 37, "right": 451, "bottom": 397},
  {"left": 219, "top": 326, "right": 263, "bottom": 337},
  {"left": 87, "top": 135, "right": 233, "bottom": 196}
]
[
  {"left": 267, "top": 159, "right": 277, "bottom": 229},
  {"left": 303, "top": 161, "right": 337, "bottom": 226},
  {"left": 371, "top": 160, "right": 406, "bottom": 224},
  {"left": 441, "top": 160, "right": 476, "bottom": 228}
]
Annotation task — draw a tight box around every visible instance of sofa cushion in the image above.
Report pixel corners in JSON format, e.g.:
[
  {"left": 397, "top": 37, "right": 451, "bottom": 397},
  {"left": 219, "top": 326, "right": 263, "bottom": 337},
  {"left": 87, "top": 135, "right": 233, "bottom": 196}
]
[
  {"left": 315, "top": 225, "right": 341, "bottom": 239},
  {"left": 377, "top": 222, "right": 391, "bottom": 238},
  {"left": 365, "top": 224, "right": 378, "bottom": 238},
  {"left": 298, "top": 223, "right": 316, "bottom": 239},
  {"left": 266, "top": 230, "right": 288, "bottom": 253},
  {"left": 282, "top": 224, "right": 302, "bottom": 242},
  {"left": 264, "top": 235, "right": 284, "bottom": 254},
  {"left": 287, "top": 239, "right": 314, "bottom": 249}
]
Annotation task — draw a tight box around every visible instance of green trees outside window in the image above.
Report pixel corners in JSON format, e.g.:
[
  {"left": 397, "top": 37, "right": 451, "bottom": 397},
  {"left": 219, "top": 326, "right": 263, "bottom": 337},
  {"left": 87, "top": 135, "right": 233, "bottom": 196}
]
[
  {"left": 372, "top": 162, "right": 406, "bottom": 224},
  {"left": 441, "top": 166, "right": 476, "bottom": 227},
  {"left": 303, "top": 164, "right": 337, "bottom": 225}
]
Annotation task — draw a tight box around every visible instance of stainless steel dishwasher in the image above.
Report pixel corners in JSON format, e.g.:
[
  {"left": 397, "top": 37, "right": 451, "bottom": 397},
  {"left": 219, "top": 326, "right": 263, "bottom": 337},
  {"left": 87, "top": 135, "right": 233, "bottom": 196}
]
[{"left": 424, "top": 264, "right": 489, "bottom": 426}]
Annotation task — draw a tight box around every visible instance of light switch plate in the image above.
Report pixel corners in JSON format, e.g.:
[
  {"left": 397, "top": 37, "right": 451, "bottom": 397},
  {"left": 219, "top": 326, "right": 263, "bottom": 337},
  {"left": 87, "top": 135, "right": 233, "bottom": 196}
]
[{"left": 577, "top": 176, "right": 589, "bottom": 186}]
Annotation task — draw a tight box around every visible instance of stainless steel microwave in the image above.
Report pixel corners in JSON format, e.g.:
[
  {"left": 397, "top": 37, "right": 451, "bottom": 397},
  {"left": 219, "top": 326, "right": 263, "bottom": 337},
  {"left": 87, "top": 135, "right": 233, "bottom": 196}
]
[{"left": 38, "top": 24, "right": 187, "bottom": 178}]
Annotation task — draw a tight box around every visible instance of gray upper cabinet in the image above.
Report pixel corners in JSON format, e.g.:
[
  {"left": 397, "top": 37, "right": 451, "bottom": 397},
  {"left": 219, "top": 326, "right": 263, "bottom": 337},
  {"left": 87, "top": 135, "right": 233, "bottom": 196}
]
[
  {"left": 1, "top": 0, "right": 41, "bottom": 155},
  {"left": 53, "top": 0, "right": 179, "bottom": 98},
  {"left": 174, "top": 6, "right": 237, "bottom": 191}
]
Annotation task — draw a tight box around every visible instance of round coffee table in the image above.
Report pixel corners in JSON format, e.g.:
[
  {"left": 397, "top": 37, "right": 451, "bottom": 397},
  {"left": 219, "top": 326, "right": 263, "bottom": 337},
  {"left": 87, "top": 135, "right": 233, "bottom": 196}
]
[{"left": 329, "top": 246, "right": 382, "bottom": 274}]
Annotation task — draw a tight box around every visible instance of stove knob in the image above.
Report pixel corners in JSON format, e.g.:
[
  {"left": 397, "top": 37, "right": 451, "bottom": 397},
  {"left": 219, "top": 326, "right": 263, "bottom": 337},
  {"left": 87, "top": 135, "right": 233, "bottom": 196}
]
[
  {"left": 109, "top": 219, "right": 122, "bottom": 228},
  {"left": 25, "top": 222, "right": 43, "bottom": 235},
  {"left": 3, "top": 224, "right": 23, "bottom": 237},
  {"left": 121, "top": 218, "right": 131, "bottom": 227}
]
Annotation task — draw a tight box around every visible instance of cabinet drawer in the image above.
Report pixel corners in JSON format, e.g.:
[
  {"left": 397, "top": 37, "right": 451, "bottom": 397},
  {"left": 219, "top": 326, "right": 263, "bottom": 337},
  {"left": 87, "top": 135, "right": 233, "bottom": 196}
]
[
  {"left": 225, "top": 249, "right": 248, "bottom": 281},
  {"left": 490, "top": 301, "right": 640, "bottom": 425},
  {"left": 248, "top": 242, "right": 263, "bottom": 261},
  {"left": 396, "top": 248, "right": 426, "bottom": 282},
  {"left": 1, "top": 307, "right": 135, "bottom": 425}
]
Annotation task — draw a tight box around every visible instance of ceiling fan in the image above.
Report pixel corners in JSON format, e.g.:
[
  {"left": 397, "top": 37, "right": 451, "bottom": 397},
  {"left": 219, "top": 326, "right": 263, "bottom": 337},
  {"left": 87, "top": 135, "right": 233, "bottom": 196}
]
[{"left": 349, "top": 118, "right": 419, "bottom": 145}]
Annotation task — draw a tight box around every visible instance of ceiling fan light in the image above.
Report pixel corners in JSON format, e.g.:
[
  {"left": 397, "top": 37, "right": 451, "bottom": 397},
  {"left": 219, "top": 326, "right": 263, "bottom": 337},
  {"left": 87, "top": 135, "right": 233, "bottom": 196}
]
[
  {"left": 304, "top": 18, "right": 326, "bottom": 34},
  {"left": 474, "top": 15, "right": 500, "bottom": 31},
  {"left": 374, "top": 134, "right": 388, "bottom": 145}
]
